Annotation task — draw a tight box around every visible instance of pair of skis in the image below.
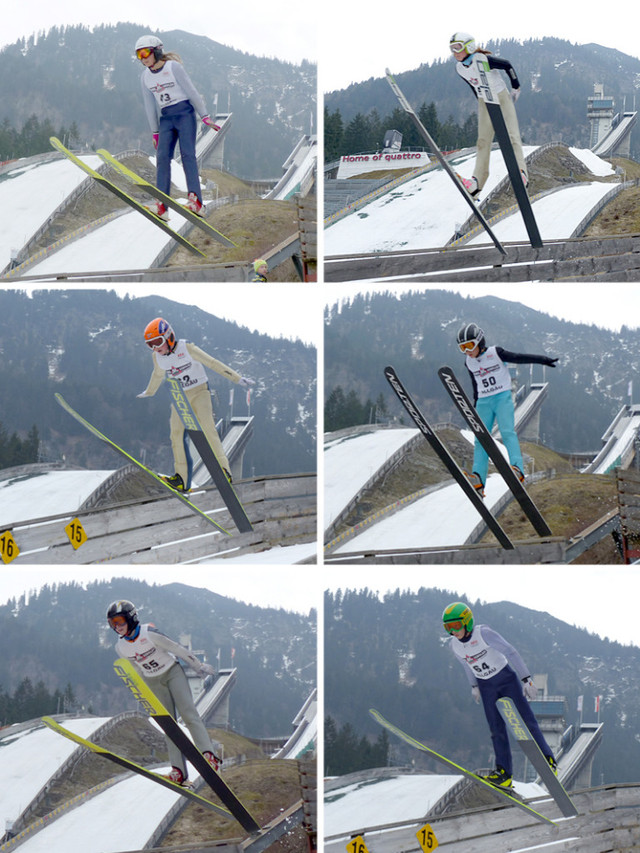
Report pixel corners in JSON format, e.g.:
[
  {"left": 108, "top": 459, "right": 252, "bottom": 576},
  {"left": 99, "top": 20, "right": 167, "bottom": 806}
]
[
  {"left": 44, "top": 657, "right": 261, "bottom": 833},
  {"left": 384, "top": 366, "right": 551, "bottom": 549},
  {"left": 55, "top": 392, "right": 230, "bottom": 535},
  {"left": 50, "top": 137, "right": 236, "bottom": 257},
  {"left": 55, "top": 393, "right": 253, "bottom": 535},
  {"left": 370, "top": 707, "right": 578, "bottom": 824},
  {"left": 386, "top": 66, "right": 542, "bottom": 250}
]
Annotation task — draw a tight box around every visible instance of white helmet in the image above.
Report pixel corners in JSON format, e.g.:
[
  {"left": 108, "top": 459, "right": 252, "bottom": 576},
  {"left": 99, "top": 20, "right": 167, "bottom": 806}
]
[
  {"left": 449, "top": 32, "right": 476, "bottom": 55},
  {"left": 135, "top": 35, "right": 163, "bottom": 59}
]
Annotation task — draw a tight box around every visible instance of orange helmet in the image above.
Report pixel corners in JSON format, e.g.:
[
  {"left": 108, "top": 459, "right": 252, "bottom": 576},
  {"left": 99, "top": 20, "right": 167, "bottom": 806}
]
[{"left": 143, "top": 317, "right": 176, "bottom": 350}]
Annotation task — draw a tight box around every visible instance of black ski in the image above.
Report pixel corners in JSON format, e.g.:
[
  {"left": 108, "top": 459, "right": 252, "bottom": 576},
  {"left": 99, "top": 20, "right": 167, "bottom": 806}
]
[
  {"left": 384, "top": 366, "right": 514, "bottom": 549},
  {"left": 113, "top": 657, "right": 261, "bottom": 833},
  {"left": 166, "top": 377, "right": 253, "bottom": 533},
  {"left": 370, "top": 709, "right": 555, "bottom": 825},
  {"left": 437, "top": 366, "right": 552, "bottom": 537},
  {"left": 41, "top": 716, "right": 233, "bottom": 818},
  {"left": 496, "top": 697, "right": 578, "bottom": 817},
  {"left": 385, "top": 68, "right": 506, "bottom": 256},
  {"left": 54, "top": 392, "right": 230, "bottom": 534},
  {"left": 469, "top": 55, "right": 543, "bottom": 248}
]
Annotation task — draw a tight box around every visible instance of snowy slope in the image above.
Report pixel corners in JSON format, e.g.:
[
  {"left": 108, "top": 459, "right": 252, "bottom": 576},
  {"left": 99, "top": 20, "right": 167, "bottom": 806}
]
[
  {"left": 325, "top": 427, "right": 510, "bottom": 551},
  {"left": 16, "top": 772, "right": 184, "bottom": 853},
  {"left": 0, "top": 156, "right": 105, "bottom": 271},
  {"left": 0, "top": 470, "right": 114, "bottom": 527},
  {"left": 2, "top": 713, "right": 238, "bottom": 851},
  {"left": 325, "top": 146, "right": 616, "bottom": 255},
  {"left": 325, "top": 773, "right": 548, "bottom": 838},
  {"left": 325, "top": 774, "right": 460, "bottom": 836},
  {"left": 1, "top": 717, "right": 110, "bottom": 829},
  {"left": 325, "top": 428, "right": 417, "bottom": 527}
]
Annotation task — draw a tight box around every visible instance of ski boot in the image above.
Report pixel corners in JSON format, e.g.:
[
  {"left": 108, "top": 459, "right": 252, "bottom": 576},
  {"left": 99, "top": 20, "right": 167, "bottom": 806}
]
[
  {"left": 460, "top": 175, "right": 479, "bottom": 196},
  {"left": 163, "top": 766, "right": 192, "bottom": 786},
  {"left": 203, "top": 750, "right": 222, "bottom": 772},
  {"left": 546, "top": 755, "right": 558, "bottom": 776},
  {"left": 223, "top": 468, "right": 233, "bottom": 483},
  {"left": 511, "top": 465, "right": 525, "bottom": 483},
  {"left": 521, "top": 170, "right": 529, "bottom": 189},
  {"left": 185, "top": 192, "right": 204, "bottom": 216},
  {"left": 463, "top": 470, "right": 485, "bottom": 498},
  {"left": 482, "top": 766, "right": 513, "bottom": 789},
  {"left": 144, "top": 200, "right": 169, "bottom": 221},
  {"left": 160, "top": 473, "right": 186, "bottom": 492}
]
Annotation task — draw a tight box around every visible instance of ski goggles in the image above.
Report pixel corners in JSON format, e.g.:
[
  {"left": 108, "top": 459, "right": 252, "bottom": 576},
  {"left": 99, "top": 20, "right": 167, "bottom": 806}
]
[
  {"left": 444, "top": 620, "right": 466, "bottom": 633},
  {"left": 458, "top": 339, "right": 479, "bottom": 352},
  {"left": 450, "top": 41, "right": 468, "bottom": 53},
  {"left": 108, "top": 615, "right": 128, "bottom": 628},
  {"left": 136, "top": 47, "right": 155, "bottom": 60},
  {"left": 145, "top": 335, "right": 165, "bottom": 349}
]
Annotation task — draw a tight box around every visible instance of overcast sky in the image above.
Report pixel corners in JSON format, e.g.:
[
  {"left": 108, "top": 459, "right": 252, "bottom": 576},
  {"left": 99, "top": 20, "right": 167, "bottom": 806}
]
[
  {"left": 325, "top": 565, "right": 640, "bottom": 648},
  {"left": 1, "top": 0, "right": 315, "bottom": 65},
  {"left": 325, "top": 283, "right": 640, "bottom": 334},
  {"left": 321, "top": 0, "right": 640, "bottom": 91},
  {"left": 0, "top": 567, "right": 320, "bottom": 615}
]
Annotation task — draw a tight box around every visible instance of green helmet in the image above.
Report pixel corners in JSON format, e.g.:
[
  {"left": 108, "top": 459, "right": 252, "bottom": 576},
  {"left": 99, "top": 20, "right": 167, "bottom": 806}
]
[{"left": 442, "top": 601, "right": 474, "bottom": 634}]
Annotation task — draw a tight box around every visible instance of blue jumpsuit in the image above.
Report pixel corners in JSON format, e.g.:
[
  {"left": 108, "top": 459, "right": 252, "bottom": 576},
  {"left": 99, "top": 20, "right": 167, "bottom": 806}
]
[{"left": 465, "top": 345, "right": 555, "bottom": 485}]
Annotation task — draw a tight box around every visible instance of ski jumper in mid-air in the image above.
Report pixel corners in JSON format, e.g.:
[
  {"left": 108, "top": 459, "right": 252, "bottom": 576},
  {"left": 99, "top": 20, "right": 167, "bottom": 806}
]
[
  {"left": 107, "top": 599, "right": 220, "bottom": 785},
  {"left": 135, "top": 34, "right": 220, "bottom": 220},
  {"left": 449, "top": 31, "right": 527, "bottom": 196},
  {"left": 138, "top": 317, "right": 254, "bottom": 492},
  {"left": 443, "top": 601, "right": 557, "bottom": 789},
  {"left": 456, "top": 322, "right": 558, "bottom": 497}
]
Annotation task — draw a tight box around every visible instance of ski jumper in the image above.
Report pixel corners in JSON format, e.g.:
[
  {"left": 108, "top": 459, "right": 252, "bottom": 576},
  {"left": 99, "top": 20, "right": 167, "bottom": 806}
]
[
  {"left": 465, "top": 345, "right": 550, "bottom": 485},
  {"left": 140, "top": 60, "right": 208, "bottom": 202},
  {"left": 449, "top": 624, "right": 553, "bottom": 775},
  {"left": 455, "top": 53, "right": 526, "bottom": 190},
  {"left": 140, "top": 340, "right": 242, "bottom": 487},
  {"left": 116, "top": 623, "right": 214, "bottom": 775}
]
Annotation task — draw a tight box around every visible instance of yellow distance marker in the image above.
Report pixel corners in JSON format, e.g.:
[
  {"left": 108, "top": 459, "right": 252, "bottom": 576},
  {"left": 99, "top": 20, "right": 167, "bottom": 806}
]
[
  {"left": 416, "top": 823, "right": 439, "bottom": 851},
  {"left": 64, "top": 518, "right": 88, "bottom": 550},
  {"left": 0, "top": 530, "right": 19, "bottom": 564}
]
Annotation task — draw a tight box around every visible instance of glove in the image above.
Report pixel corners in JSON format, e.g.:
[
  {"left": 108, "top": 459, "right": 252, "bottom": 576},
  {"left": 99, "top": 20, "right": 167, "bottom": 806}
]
[
  {"left": 471, "top": 686, "right": 481, "bottom": 704},
  {"left": 512, "top": 87, "right": 521, "bottom": 103},
  {"left": 523, "top": 679, "right": 538, "bottom": 701},
  {"left": 239, "top": 376, "right": 255, "bottom": 389},
  {"left": 544, "top": 357, "right": 559, "bottom": 367},
  {"left": 202, "top": 115, "right": 221, "bottom": 131},
  {"left": 152, "top": 133, "right": 159, "bottom": 149},
  {"left": 198, "top": 663, "right": 216, "bottom": 677}
]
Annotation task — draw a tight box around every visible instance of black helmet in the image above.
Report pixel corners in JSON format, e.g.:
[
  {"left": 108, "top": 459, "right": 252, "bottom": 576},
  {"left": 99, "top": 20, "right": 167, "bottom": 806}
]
[
  {"left": 107, "top": 600, "right": 139, "bottom": 634},
  {"left": 456, "top": 322, "right": 485, "bottom": 353}
]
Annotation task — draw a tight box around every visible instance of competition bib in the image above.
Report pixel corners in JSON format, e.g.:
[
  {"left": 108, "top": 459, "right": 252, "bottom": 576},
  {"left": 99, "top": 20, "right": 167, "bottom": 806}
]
[
  {"left": 451, "top": 627, "right": 508, "bottom": 679},
  {"left": 155, "top": 340, "right": 208, "bottom": 390},
  {"left": 466, "top": 346, "right": 512, "bottom": 398}
]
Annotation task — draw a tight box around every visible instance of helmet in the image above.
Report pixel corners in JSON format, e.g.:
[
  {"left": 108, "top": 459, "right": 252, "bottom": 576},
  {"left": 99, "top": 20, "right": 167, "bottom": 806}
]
[
  {"left": 253, "top": 259, "right": 267, "bottom": 273},
  {"left": 450, "top": 32, "right": 476, "bottom": 55},
  {"left": 442, "top": 601, "right": 474, "bottom": 634},
  {"left": 135, "top": 35, "right": 164, "bottom": 61},
  {"left": 107, "top": 600, "right": 139, "bottom": 633},
  {"left": 144, "top": 317, "right": 176, "bottom": 350},
  {"left": 456, "top": 322, "right": 485, "bottom": 353}
]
